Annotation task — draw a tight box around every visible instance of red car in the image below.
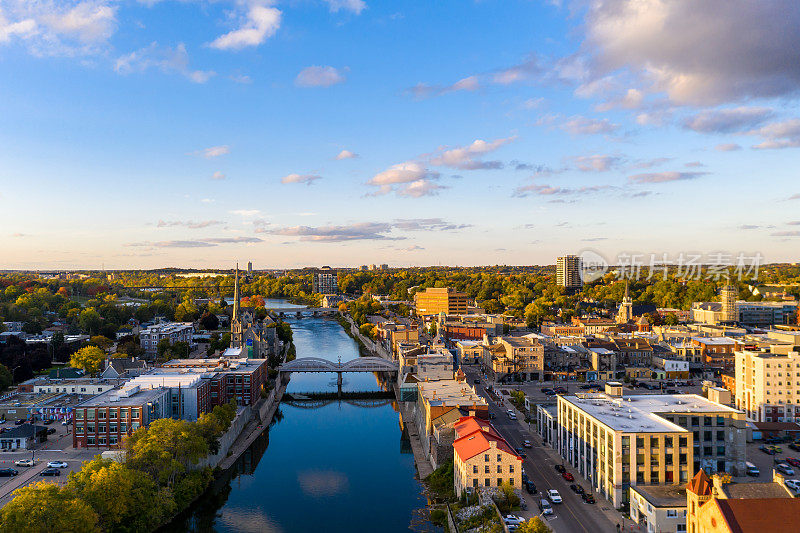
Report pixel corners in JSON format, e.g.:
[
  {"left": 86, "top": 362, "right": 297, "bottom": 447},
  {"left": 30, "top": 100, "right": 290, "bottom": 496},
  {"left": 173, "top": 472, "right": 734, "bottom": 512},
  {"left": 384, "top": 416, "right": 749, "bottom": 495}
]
[
  {"left": 786, "top": 457, "right": 800, "bottom": 468},
  {"left": 562, "top": 472, "right": 574, "bottom": 481}
]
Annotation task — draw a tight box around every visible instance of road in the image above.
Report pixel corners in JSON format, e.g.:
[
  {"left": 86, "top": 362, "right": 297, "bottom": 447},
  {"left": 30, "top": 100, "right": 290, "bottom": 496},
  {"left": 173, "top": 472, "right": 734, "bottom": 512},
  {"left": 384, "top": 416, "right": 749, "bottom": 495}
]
[{"left": 462, "top": 366, "right": 621, "bottom": 533}]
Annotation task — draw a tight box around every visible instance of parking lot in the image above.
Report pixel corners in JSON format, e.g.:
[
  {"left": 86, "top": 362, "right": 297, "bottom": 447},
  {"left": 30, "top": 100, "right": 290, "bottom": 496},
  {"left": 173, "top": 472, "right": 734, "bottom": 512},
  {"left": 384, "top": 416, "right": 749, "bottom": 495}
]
[{"left": 744, "top": 440, "right": 800, "bottom": 484}]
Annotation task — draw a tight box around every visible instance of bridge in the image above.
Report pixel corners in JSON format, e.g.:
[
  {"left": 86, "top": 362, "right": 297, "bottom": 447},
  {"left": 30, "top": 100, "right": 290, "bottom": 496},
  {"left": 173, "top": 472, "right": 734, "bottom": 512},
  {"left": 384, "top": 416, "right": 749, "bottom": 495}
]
[
  {"left": 266, "top": 307, "right": 337, "bottom": 317},
  {"left": 278, "top": 357, "right": 399, "bottom": 392}
]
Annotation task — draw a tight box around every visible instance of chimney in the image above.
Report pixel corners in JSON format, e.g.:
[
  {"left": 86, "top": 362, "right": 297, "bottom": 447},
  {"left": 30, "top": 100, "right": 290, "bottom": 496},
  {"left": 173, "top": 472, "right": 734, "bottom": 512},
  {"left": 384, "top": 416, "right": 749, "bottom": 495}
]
[{"left": 489, "top": 440, "right": 497, "bottom": 448}]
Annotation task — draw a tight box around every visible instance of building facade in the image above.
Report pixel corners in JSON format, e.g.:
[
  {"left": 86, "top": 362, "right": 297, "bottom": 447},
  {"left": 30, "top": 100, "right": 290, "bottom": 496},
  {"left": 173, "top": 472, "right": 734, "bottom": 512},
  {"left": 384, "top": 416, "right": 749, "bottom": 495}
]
[
  {"left": 414, "top": 287, "right": 469, "bottom": 317},
  {"left": 453, "top": 416, "right": 522, "bottom": 497},
  {"left": 139, "top": 322, "right": 194, "bottom": 356},
  {"left": 312, "top": 266, "right": 338, "bottom": 294},
  {"left": 735, "top": 349, "right": 800, "bottom": 422},
  {"left": 557, "top": 255, "right": 583, "bottom": 289}
]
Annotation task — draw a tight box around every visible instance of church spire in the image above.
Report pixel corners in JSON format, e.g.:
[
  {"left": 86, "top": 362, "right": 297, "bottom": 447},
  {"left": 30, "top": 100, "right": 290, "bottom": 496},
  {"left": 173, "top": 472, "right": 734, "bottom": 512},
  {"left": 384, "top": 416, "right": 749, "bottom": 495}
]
[
  {"left": 233, "top": 263, "right": 240, "bottom": 321},
  {"left": 624, "top": 279, "right": 630, "bottom": 300}
]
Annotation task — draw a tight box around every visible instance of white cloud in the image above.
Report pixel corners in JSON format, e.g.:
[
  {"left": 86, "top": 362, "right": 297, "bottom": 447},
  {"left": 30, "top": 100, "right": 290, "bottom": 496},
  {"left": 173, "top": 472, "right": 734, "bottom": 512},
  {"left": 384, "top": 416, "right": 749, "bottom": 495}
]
[
  {"left": 558, "top": 115, "right": 619, "bottom": 136},
  {"left": 208, "top": 4, "right": 281, "bottom": 51},
  {"left": 571, "top": 154, "right": 621, "bottom": 172},
  {"left": 156, "top": 220, "right": 223, "bottom": 229},
  {"left": 335, "top": 149, "right": 358, "bottom": 160},
  {"left": 280, "top": 173, "right": 322, "bottom": 185},
  {"left": 230, "top": 209, "right": 262, "bottom": 217},
  {"left": 367, "top": 161, "right": 441, "bottom": 197},
  {"left": 189, "top": 145, "right": 230, "bottom": 159},
  {"left": 683, "top": 107, "right": 774, "bottom": 134},
  {"left": 430, "top": 136, "right": 516, "bottom": 170},
  {"left": 628, "top": 171, "right": 707, "bottom": 184},
  {"left": 579, "top": 0, "right": 800, "bottom": 105},
  {"left": 295, "top": 66, "right": 346, "bottom": 88},
  {"left": 397, "top": 179, "right": 446, "bottom": 198},
  {"left": 322, "top": 0, "right": 367, "bottom": 15},
  {"left": 715, "top": 143, "right": 741, "bottom": 152},
  {"left": 751, "top": 119, "right": 800, "bottom": 149},
  {"left": 115, "top": 42, "right": 215, "bottom": 83},
  {"left": 269, "top": 222, "right": 395, "bottom": 242},
  {"left": 211, "top": 171, "right": 226, "bottom": 180}
]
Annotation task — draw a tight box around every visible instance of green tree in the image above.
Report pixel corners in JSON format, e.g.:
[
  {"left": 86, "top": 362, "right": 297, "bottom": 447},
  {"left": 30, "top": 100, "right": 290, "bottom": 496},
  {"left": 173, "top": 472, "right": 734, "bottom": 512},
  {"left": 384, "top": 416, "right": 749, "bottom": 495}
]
[
  {"left": 70, "top": 346, "right": 107, "bottom": 375},
  {"left": 0, "top": 363, "right": 12, "bottom": 391},
  {"left": 0, "top": 481, "right": 99, "bottom": 533},
  {"left": 67, "top": 458, "right": 171, "bottom": 533},
  {"left": 517, "top": 517, "right": 553, "bottom": 533},
  {"left": 78, "top": 308, "right": 103, "bottom": 335},
  {"left": 125, "top": 418, "right": 208, "bottom": 488},
  {"left": 89, "top": 335, "right": 114, "bottom": 351}
]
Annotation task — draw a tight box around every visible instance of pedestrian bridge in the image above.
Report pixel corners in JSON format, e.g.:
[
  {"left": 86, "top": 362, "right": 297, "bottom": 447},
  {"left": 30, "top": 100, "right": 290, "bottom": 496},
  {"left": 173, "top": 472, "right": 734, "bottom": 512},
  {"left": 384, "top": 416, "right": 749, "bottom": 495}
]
[{"left": 278, "top": 357, "right": 398, "bottom": 374}]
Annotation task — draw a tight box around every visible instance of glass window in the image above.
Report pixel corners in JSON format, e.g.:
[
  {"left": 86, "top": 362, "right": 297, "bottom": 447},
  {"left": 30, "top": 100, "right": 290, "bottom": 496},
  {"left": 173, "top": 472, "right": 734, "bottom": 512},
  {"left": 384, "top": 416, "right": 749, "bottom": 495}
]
[{"left": 87, "top": 409, "right": 95, "bottom": 420}]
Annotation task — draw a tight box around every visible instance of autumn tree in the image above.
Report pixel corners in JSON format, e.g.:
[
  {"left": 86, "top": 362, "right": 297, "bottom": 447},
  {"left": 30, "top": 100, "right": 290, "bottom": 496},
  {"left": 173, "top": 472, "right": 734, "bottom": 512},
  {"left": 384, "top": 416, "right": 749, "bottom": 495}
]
[
  {"left": 70, "top": 346, "right": 107, "bottom": 375},
  {"left": 125, "top": 418, "right": 208, "bottom": 488},
  {"left": 0, "top": 482, "right": 99, "bottom": 533},
  {"left": 89, "top": 335, "right": 114, "bottom": 351},
  {"left": 517, "top": 517, "right": 553, "bottom": 533}
]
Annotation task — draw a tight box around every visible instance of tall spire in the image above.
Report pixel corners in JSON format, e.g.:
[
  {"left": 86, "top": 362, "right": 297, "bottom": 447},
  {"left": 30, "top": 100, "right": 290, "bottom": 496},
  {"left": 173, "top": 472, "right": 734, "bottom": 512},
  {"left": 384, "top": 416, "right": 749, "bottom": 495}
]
[
  {"left": 624, "top": 280, "right": 630, "bottom": 300},
  {"left": 233, "top": 263, "right": 240, "bottom": 321}
]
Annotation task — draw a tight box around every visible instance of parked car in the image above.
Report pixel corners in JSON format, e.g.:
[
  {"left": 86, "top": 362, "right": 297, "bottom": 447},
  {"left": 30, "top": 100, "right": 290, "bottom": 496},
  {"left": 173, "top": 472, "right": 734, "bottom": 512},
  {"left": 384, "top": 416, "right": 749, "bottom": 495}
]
[
  {"left": 508, "top": 413, "right": 517, "bottom": 420},
  {"left": 665, "top": 388, "right": 679, "bottom": 394},
  {"left": 14, "top": 459, "right": 34, "bottom": 467},
  {"left": 473, "top": 379, "right": 480, "bottom": 384},
  {"left": 544, "top": 390, "right": 557, "bottom": 396},
  {"left": 547, "top": 489, "right": 562, "bottom": 503},
  {"left": 14, "top": 419, "right": 25, "bottom": 425},
  {"left": 42, "top": 419, "right": 54, "bottom": 425},
  {"left": 541, "top": 388, "right": 553, "bottom": 394},
  {"left": 570, "top": 484, "right": 585, "bottom": 494},
  {"left": 0, "top": 468, "right": 19, "bottom": 477},
  {"left": 785, "top": 479, "right": 800, "bottom": 493},
  {"left": 759, "top": 445, "right": 776, "bottom": 455},
  {"left": 539, "top": 499, "right": 553, "bottom": 515},
  {"left": 47, "top": 428, "right": 57, "bottom": 435},
  {"left": 523, "top": 440, "right": 532, "bottom": 448},
  {"left": 770, "top": 445, "right": 783, "bottom": 454},
  {"left": 40, "top": 468, "right": 61, "bottom": 477},
  {"left": 785, "top": 457, "right": 800, "bottom": 468},
  {"left": 580, "top": 384, "right": 593, "bottom": 390},
  {"left": 776, "top": 463, "right": 795, "bottom": 476},
  {"left": 525, "top": 480, "right": 537, "bottom": 494},
  {"left": 47, "top": 461, "right": 68, "bottom": 469},
  {"left": 789, "top": 442, "right": 800, "bottom": 452},
  {"left": 554, "top": 464, "right": 566, "bottom": 473},
  {"left": 504, "top": 515, "right": 525, "bottom": 526},
  {"left": 515, "top": 448, "right": 527, "bottom": 458},
  {"left": 581, "top": 492, "right": 596, "bottom": 504},
  {"left": 561, "top": 471, "right": 574, "bottom": 482}
]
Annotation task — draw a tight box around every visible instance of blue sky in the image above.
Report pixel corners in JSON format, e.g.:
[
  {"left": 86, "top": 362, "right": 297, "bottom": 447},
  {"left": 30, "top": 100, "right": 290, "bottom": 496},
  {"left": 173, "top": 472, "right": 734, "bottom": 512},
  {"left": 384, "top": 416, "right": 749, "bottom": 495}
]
[{"left": 1, "top": 0, "right": 799, "bottom": 269}]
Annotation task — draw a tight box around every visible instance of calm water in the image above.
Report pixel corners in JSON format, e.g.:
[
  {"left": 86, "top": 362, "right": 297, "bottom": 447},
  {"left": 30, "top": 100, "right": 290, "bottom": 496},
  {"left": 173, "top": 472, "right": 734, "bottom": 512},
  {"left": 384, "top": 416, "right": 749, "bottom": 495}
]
[{"left": 167, "top": 306, "right": 435, "bottom": 532}]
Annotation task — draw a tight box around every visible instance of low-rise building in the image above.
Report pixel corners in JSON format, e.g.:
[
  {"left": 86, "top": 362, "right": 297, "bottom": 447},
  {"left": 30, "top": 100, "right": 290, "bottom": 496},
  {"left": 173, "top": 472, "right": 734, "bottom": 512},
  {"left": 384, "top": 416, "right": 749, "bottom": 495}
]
[
  {"left": 139, "top": 322, "right": 194, "bottom": 356},
  {"left": 453, "top": 416, "right": 522, "bottom": 497},
  {"left": 691, "top": 337, "right": 737, "bottom": 371},
  {"left": 0, "top": 425, "right": 48, "bottom": 451},
  {"left": 455, "top": 340, "right": 485, "bottom": 365},
  {"left": 414, "top": 287, "right": 469, "bottom": 317},
  {"left": 536, "top": 403, "right": 557, "bottom": 446},
  {"left": 629, "top": 484, "right": 687, "bottom": 533}
]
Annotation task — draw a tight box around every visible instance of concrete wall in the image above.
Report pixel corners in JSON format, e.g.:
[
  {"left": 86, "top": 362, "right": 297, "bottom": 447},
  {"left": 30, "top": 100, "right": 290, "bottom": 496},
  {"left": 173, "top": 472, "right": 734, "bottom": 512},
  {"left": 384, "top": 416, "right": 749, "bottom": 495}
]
[{"left": 195, "top": 405, "right": 253, "bottom": 469}]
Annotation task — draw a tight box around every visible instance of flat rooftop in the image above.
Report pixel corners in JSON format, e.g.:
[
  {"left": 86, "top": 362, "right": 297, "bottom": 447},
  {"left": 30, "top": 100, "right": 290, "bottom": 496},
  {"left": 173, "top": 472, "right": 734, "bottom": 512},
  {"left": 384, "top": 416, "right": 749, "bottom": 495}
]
[
  {"left": 418, "top": 380, "right": 487, "bottom": 408},
  {"left": 560, "top": 393, "right": 740, "bottom": 433},
  {"left": 77, "top": 385, "right": 165, "bottom": 407},
  {"left": 631, "top": 484, "right": 686, "bottom": 508},
  {"left": 161, "top": 357, "right": 266, "bottom": 373}
]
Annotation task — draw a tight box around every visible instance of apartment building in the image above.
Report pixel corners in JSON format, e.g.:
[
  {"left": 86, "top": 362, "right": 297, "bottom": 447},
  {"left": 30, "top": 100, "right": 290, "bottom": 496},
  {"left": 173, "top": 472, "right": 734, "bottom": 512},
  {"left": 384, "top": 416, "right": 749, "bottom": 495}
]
[
  {"left": 455, "top": 341, "right": 485, "bottom": 365},
  {"left": 139, "top": 322, "right": 194, "bottom": 356},
  {"left": 629, "top": 484, "right": 687, "bottom": 533},
  {"left": 555, "top": 383, "right": 746, "bottom": 508},
  {"left": 734, "top": 349, "right": 800, "bottom": 422},
  {"left": 414, "top": 287, "right": 470, "bottom": 317},
  {"left": 161, "top": 356, "right": 268, "bottom": 407},
  {"left": 690, "top": 337, "right": 737, "bottom": 371},
  {"left": 311, "top": 266, "right": 338, "bottom": 294},
  {"left": 556, "top": 255, "right": 583, "bottom": 289},
  {"left": 453, "top": 416, "right": 522, "bottom": 497}
]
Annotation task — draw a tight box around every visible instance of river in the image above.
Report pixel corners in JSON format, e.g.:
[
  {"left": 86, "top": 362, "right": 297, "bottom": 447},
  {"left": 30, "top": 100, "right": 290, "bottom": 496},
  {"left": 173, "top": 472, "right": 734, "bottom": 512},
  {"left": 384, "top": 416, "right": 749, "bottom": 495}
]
[{"left": 166, "top": 302, "right": 437, "bottom": 532}]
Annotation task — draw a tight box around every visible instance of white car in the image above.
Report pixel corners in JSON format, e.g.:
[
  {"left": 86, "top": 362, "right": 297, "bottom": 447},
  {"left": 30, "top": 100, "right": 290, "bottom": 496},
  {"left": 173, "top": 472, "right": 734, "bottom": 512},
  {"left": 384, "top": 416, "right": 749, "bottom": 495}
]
[
  {"left": 786, "top": 479, "right": 800, "bottom": 492},
  {"left": 14, "top": 459, "right": 34, "bottom": 467},
  {"left": 504, "top": 515, "right": 525, "bottom": 525},
  {"left": 61, "top": 420, "right": 70, "bottom": 426},
  {"left": 548, "top": 489, "right": 563, "bottom": 503},
  {"left": 777, "top": 463, "right": 795, "bottom": 476},
  {"left": 47, "top": 461, "right": 68, "bottom": 468},
  {"left": 523, "top": 440, "right": 532, "bottom": 448}
]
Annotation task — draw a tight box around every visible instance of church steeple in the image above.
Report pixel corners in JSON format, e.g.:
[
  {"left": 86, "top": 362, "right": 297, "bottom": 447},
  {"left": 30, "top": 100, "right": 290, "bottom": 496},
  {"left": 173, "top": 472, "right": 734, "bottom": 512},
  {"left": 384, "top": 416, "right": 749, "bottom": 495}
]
[{"left": 233, "top": 263, "right": 240, "bottom": 321}]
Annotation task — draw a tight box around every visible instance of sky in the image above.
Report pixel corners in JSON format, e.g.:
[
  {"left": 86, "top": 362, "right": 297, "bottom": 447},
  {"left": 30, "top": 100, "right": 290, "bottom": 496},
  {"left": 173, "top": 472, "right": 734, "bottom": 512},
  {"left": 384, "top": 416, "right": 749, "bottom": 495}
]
[{"left": 1, "top": 0, "right": 799, "bottom": 270}]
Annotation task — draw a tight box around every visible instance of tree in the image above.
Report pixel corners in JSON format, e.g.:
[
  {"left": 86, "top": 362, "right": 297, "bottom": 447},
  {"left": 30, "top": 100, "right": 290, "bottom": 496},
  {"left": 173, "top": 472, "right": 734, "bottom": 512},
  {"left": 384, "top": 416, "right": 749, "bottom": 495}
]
[
  {"left": 70, "top": 346, "right": 107, "bottom": 375},
  {"left": 0, "top": 481, "right": 99, "bottom": 533},
  {"left": 0, "top": 363, "right": 12, "bottom": 391},
  {"left": 199, "top": 311, "right": 219, "bottom": 331},
  {"left": 125, "top": 418, "right": 208, "bottom": 488},
  {"left": 89, "top": 335, "right": 114, "bottom": 351},
  {"left": 78, "top": 308, "right": 103, "bottom": 335},
  {"left": 517, "top": 517, "right": 552, "bottom": 533},
  {"left": 67, "top": 458, "right": 171, "bottom": 533}
]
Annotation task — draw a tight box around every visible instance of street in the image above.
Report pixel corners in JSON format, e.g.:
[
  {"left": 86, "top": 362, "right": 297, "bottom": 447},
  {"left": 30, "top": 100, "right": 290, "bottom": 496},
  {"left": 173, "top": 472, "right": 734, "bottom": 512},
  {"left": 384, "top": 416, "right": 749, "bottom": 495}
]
[{"left": 461, "top": 366, "right": 625, "bottom": 533}]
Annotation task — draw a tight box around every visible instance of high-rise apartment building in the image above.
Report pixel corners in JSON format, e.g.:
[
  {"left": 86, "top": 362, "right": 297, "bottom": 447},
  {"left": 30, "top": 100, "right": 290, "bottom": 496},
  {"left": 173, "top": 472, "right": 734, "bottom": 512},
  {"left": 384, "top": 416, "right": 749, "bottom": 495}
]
[
  {"left": 735, "top": 349, "right": 800, "bottom": 422},
  {"left": 312, "top": 266, "right": 338, "bottom": 294},
  {"left": 719, "top": 282, "right": 737, "bottom": 322},
  {"left": 414, "top": 287, "right": 469, "bottom": 316},
  {"left": 557, "top": 255, "right": 583, "bottom": 289}
]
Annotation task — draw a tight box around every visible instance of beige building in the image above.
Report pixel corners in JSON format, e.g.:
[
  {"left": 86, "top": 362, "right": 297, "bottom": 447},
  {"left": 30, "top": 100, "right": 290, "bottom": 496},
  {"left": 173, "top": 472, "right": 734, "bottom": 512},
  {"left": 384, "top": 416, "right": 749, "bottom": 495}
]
[
  {"left": 414, "top": 287, "right": 469, "bottom": 317},
  {"left": 557, "top": 255, "right": 583, "bottom": 289},
  {"left": 453, "top": 416, "right": 522, "bottom": 497},
  {"left": 735, "top": 349, "right": 800, "bottom": 422},
  {"left": 556, "top": 384, "right": 746, "bottom": 508},
  {"left": 629, "top": 484, "right": 687, "bottom": 533}
]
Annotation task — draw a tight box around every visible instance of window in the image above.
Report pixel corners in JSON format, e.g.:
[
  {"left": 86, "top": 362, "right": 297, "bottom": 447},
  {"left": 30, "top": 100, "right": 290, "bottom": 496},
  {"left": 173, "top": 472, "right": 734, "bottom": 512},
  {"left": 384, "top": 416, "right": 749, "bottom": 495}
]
[
  {"left": 76, "top": 425, "right": 84, "bottom": 434},
  {"left": 99, "top": 425, "right": 106, "bottom": 433},
  {"left": 87, "top": 409, "right": 95, "bottom": 420},
  {"left": 485, "top": 454, "right": 490, "bottom": 462},
  {"left": 509, "top": 478, "right": 514, "bottom": 485},
  {"left": 110, "top": 436, "right": 118, "bottom": 445},
  {"left": 87, "top": 425, "right": 95, "bottom": 433},
  {"left": 473, "top": 465, "right": 478, "bottom": 474},
  {"left": 509, "top": 465, "right": 514, "bottom": 473},
  {"left": 485, "top": 466, "right": 490, "bottom": 474},
  {"left": 497, "top": 465, "right": 502, "bottom": 473},
  {"left": 497, "top": 454, "right": 502, "bottom": 462},
  {"left": 485, "top": 479, "right": 490, "bottom": 487},
  {"left": 497, "top": 478, "right": 503, "bottom": 486},
  {"left": 667, "top": 510, "right": 677, "bottom": 518},
  {"left": 703, "top": 417, "right": 712, "bottom": 426},
  {"left": 98, "top": 410, "right": 106, "bottom": 419},
  {"left": 99, "top": 437, "right": 106, "bottom": 445},
  {"left": 110, "top": 410, "right": 117, "bottom": 419},
  {"left": 87, "top": 437, "right": 95, "bottom": 445}
]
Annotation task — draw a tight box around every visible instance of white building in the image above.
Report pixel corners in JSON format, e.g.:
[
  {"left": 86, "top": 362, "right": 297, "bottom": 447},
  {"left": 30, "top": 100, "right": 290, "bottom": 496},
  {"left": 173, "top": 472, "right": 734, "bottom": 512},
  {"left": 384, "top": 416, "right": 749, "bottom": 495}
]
[{"left": 139, "top": 322, "right": 194, "bottom": 356}]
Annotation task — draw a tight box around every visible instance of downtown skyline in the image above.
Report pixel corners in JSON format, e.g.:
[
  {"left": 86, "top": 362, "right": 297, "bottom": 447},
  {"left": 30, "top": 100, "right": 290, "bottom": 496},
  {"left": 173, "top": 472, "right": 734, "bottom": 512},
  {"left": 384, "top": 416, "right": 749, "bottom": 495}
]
[{"left": 2, "top": 0, "right": 800, "bottom": 269}]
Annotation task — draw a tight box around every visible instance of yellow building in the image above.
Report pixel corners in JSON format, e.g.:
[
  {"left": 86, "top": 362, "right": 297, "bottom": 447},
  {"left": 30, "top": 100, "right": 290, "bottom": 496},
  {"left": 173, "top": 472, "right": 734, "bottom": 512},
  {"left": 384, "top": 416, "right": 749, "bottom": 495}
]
[
  {"left": 556, "top": 384, "right": 746, "bottom": 508},
  {"left": 452, "top": 416, "right": 522, "bottom": 497},
  {"left": 414, "top": 287, "right": 469, "bottom": 317},
  {"left": 735, "top": 349, "right": 800, "bottom": 422}
]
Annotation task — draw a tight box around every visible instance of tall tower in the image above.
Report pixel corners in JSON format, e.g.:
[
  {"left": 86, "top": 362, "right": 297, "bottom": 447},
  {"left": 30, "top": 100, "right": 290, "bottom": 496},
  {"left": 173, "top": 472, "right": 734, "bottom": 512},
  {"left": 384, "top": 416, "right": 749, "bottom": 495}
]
[
  {"left": 616, "top": 280, "right": 634, "bottom": 324},
  {"left": 720, "top": 279, "right": 738, "bottom": 323},
  {"left": 233, "top": 263, "right": 240, "bottom": 321},
  {"left": 231, "top": 264, "right": 242, "bottom": 349},
  {"left": 557, "top": 255, "right": 583, "bottom": 289}
]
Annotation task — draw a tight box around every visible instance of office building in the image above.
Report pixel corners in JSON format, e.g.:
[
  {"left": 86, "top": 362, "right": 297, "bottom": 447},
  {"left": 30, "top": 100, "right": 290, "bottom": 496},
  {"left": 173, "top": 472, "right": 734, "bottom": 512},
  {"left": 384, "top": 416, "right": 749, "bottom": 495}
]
[
  {"left": 414, "top": 287, "right": 469, "bottom": 316},
  {"left": 557, "top": 255, "right": 583, "bottom": 289},
  {"left": 312, "top": 266, "right": 338, "bottom": 294}
]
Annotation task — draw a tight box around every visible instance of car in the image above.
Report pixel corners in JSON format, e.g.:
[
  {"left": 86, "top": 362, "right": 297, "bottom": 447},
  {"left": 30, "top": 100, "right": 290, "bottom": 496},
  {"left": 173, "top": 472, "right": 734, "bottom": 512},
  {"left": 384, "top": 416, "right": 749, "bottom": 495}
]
[
  {"left": 554, "top": 464, "right": 566, "bottom": 473},
  {"left": 525, "top": 480, "right": 537, "bottom": 494},
  {"left": 40, "top": 468, "right": 61, "bottom": 477},
  {"left": 522, "top": 472, "right": 528, "bottom": 484},
  {"left": 509, "top": 414, "right": 517, "bottom": 420},
  {"left": 61, "top": 419, "right": 71, "bottom": 426},
  {"left": 561, "top": 471, "right": 574, "bottom": 481},
  {"left": 776, "top": 463, "right": 795, "bottom": 476},
  {"left": 0, "top": 468, "right": 18, "bottom": 477},
  {"left": 47, "top": 461, "right": 68, "bottom": 469},
  {"left": 541, "top": 388, "right": 553, "bottom": 394},
  {"left": 544, "top": 390, "right": 557, "bottom": 396},
  {"left": 760, "top": 445, "right": 776, "bottom": 455},
  {"left": 580, "top": 384, "right": 593, "bottom": 390},
  {"left": 785, "top": 479, "right": 800, "bottom": 493},
  {"left": 539, "top": 499, "right": 554, "bottom": 515},
  {"left": 547, "top": 489, "right": 562, "bottom": 503},
  {"left": 47, "top": 428, "right": 56, "bottom": 435},
  {"left": 523, "top": 440, "right": 531, "bottom": 448},
  {"left": 581, "top": 492, "right": 596, "bottom": 504},
  {"left": 789, "top": 442, "right": 800, "bottom": 452},
  {"left": 14, "top": 419, "right": 25, "bottom": 425},
  {"left": 473, "top": 379, "right": 480, "bottom": 384},
  {"left": 14, "top": 459, "right": 34, "bottom": 467},
  {"left": 570, "top": 484, "right": 585, "bottom": 494},
  {"left": 786, "top": 457, "right": 800, "bottom": 468},
  {"left": 770, "top": 445, "right": 784, "bottom": 454},
  {"left": 665, "top": 388, "right": 678, "bottom": 394},
  {"left": 489, "top": 412, "right": 496, "bottom": 419},
  {"left": 504, "top": 515, "right": 525, "bottom": 526},
  {"left": 42, "top": 419, "right": 54, "bottom": 425},
  {"left": 515, "top": 448, "right": 527, "bottom": 458}
]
